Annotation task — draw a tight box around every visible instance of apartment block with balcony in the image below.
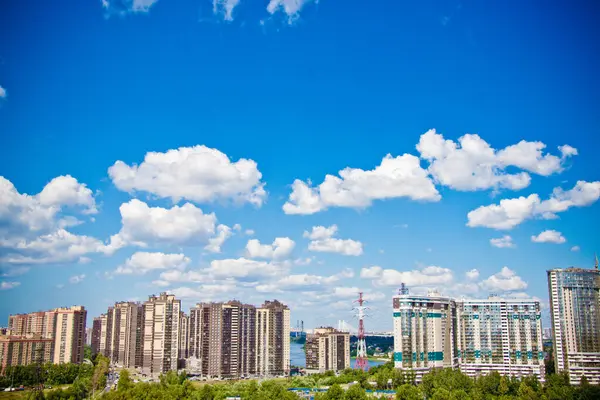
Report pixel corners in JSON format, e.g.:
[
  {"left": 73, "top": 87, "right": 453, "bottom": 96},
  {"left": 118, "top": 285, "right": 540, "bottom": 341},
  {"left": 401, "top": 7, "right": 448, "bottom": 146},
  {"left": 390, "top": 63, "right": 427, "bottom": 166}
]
[
  {"left": 53, "top": 306, "right": 87, "bottom": 364},
  {"left": 548, "top": 266, "right": 600, "bottom": 385},
  {"left": 256, "top": 300, "right": 290, "bottom": 377},
  {"left": 392, "top": 290, "right": 457, "bottom": 383},
  {"left": 456, "top": 297, "right": 544, "bottom": 381},
  {"left": 305, "top": 327, "right": 350, "bottom": 372},
  {"left": 0, "top": 335, "right": 54, "bottom": 373},
  {"left": 142, "top": 293, "right": 181, "bottom": 375}
]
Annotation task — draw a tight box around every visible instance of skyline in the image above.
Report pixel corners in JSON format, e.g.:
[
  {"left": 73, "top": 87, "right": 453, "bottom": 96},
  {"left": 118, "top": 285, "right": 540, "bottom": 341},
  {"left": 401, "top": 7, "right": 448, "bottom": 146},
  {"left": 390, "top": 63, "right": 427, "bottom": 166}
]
[{"left": 1, "top": 0, "right": 600, "bottom": 331}]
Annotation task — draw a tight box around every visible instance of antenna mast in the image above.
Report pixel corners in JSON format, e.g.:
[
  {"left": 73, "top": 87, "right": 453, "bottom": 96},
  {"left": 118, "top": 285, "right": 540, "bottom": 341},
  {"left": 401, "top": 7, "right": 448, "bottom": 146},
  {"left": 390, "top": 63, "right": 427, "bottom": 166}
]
[{"left": 354, "top": 292, "right": 368, "bottom": 371}]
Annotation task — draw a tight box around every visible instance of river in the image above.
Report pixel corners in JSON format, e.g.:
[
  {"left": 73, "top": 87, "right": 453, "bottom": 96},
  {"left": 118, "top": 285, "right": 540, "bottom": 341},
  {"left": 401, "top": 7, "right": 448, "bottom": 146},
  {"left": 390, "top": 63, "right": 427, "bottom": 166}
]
[{"left": 290, "top": 342, "right": 386, "bottom": 370}]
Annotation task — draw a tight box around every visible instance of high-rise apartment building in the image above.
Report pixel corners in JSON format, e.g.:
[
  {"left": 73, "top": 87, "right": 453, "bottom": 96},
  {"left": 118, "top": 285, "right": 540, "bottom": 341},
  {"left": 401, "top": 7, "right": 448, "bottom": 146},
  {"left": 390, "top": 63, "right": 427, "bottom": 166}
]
[
  {"left": 6, "top": 306, "right": 86, "bottom": 365},
  {"left": 178, "top": 312, "right": 189, "bottom": 364},
  {"left": 256, "top": 300, "right": 290, "bottom": 377},
  {"left": 99, "top": 311, "right": 113, "bottom": 358},
  {"left": 142, "top": 293, "right": 181, "bottom": 375},
  {"left": 548, "top": 266, "right": 600, "bottom": 385},
  {"left": 91, "top": 317, "right": 102, "bottom": 357},
  {"left": 0, "top": 336, "right": 54, "bottom": 372},
  {"left": 456, "top": 297, "right": 544, "bottom": 381},
  {"left": 239, "top": 302, "right": 257, "bottom": 376},
  {"left": 53, "top": 306, "right": 87, "bottom": 364},
  {"left": 305, "top": 327, "right": 350, "bottom": 372},
  {"left": 392, "top": 290, "right": 457, "bottom": 382},
  {"left": 108, "top": 302, "right": 142, "bottom": 368}
]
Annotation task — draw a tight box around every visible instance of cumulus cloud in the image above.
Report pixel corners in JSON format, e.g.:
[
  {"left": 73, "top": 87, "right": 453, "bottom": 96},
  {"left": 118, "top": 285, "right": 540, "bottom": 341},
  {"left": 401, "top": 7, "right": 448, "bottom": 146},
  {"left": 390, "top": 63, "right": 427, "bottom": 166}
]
[
  {"left": 245, "top": 229, "right": 255, "bottom": 236},
  {"left": 360, "top": 265, "right": 453, "bottom": 288},
  {"left": 68, "top": 274, "right": 85, "bottom": 284},
  {"left": 570, "top": 245, "right": 580, "bottom": 252},
  {"left": 102, "top": 0, "right": 159, "bottom": 15},
  {"left": 168, "top": 282, "right": 236, "bottom": 301},
  {"left": 303, "top": 225, "right": 363, "bottom": 256},
  {"left": 283, "top": 154, "right": 439, "bottom": 215},
  {"left": 256, "top": 270, "right": 353, "bottom": 293},
  {"left": 466, "top": 269, "right": 479, "bottom": 280},
  {"left": 417, "top": 129, "right": 576, "bottom": 192},
  {"left": 105, "top": 199, "right": 216, "bottom": 253},
  {"left": 114, "top": 252, "right": 190, "bottom": 275},
  {"left": 0, "top": 86, "right": 6, "bottom": 98},
  {"left": 205, "top": 257, "right": 287, "bottom": 281},
  {"left": 266, "top": 0, "right": 316, "bottom": 22},
  {"left": 0, "top": 175, "right": 97, "bottom": 237},
  {"left": 490, "top": 235, "right": 515, "bottom": 248},
  {"left": 246, "top": 237, "right": 295, "bottom": 260},
  {"left": 213, "top": 0, "right": 240, "bottom": 21},
  {"left": 0, "top": 281, "right": 20, "bottom": 290},
  {"left": 531, "top": 230, "right": 566, "bottom": 244},
  {"left": 108, "top": 145, "right": 266, "bottom": 206},
  {"left": 0, "top": 229, "right": 106, "bottom": 265},
  {"left": 467, "top": 181, "right": 600, "bottom": 229},
  {"left": 479, "top": 267, "right": 527, "bottom": 292},
  {"left": 204, "top": 224, "right": 233, "bottom": 253}
]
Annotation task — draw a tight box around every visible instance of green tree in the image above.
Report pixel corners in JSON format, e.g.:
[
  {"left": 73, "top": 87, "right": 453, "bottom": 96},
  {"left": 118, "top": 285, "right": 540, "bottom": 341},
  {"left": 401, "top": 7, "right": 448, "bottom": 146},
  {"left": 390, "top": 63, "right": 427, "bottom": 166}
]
[
  {"left": 117, "top": 369, "right": 133, "bottom": 391},
  {"left": 396, "top": 384, "right": 421, "bottom": 400},
  {"left": 344, "top": 384, "right": 368, "bottom": 400},
  {"left": 323, "top": 383, "right": 344, "bottom": 400}
]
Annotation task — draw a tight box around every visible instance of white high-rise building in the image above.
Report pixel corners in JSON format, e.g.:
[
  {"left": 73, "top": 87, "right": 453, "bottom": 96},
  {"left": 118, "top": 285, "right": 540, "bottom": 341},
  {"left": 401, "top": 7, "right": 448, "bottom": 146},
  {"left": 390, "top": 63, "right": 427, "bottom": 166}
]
[
  {"left": 142, "top": 293, "right": 181, "bottom": 375},
  {"left": 256, "top": 300, "right": 290, "bottom": 376},
  {"left": 456, "top": 297, "right": 545, "bottom": 381},
  {"left": 548, "top": 266, "right": 600, "bottom": 385},
  {"left": 392, "top": 289, "right": 457, "bottom": 382}
]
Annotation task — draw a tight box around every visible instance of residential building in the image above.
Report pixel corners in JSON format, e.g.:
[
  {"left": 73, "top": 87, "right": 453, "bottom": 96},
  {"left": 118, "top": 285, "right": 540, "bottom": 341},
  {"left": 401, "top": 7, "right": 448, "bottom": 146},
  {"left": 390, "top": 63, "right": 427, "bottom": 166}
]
[
  {"left": 52, "top": 306, "right": 87, "bottom": 364},
  {"left": 548, "top": 266, "right": 600, "bottom": 385},
  {"left": 99, "top": 311, "right": 113, "bottom": 358},
  {"left": 456, "top": 297, "right": 544, "bottom": 381},
  {"left": 85, "top": 328, "right": 92, "bottom": 347},
  {"left": 109, "top": 302, "right": 142, "bottom": 368},
  {"left": 6, "top": 306, "right": 86, "bottom": 365},
  {"left": 0, "top": 335, "right": 54, "bottom": 372},
  {"left": 239, "top": 302, "right": 257, "bottom": 376},
  {"left": 178, "top": 312, "right": 189, "bottom": 367},
  {"left": 305, "top": 327, "right": 350, "bottom": 372},
  {"left": 256, "top": 300, "right": 290, "bottom": 376},
  {"left": 392, "top": 290, "right": 457, "bottom": 382},
  {"left": 142, "top": 293, "right": 181, "bottom": 375},
  {"left": 91, "top": 317, "right": 102, "bottom": 356}
]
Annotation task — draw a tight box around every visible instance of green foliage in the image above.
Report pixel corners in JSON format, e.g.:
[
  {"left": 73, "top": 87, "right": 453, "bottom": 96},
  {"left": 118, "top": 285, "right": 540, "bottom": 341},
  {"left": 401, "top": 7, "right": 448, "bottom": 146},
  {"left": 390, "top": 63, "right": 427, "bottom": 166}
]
[{"left": 117, "top": 370, "right": 133, "bottom": 392}]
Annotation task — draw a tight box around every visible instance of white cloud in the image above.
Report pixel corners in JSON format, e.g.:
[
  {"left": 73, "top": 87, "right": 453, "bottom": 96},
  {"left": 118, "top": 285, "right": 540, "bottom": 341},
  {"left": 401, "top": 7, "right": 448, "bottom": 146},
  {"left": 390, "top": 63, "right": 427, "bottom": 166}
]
[
  {"left": 466, "top": 269, "right": 479, "bottom": 280},
  {"left": 0, "top": 267, "right": 30, "bottom": 277},
  {"left": 479, "top": 267, "right": 527, "bottom": 292},
  {"left": 0, "top": 175, "right": 97, "bottom": 236},
  {"left": 0, "top": 229, "right": 106, "bottom": 265},
  {"left": 283, "top": 154, "right": 439, "bottom": 215},
  {"left": 361, "top": 265, "right": 453, "bottom": 288},
  {"left": 205, "top": 257, "right": 287, "bottom": 281},
  {"left": 467, "top": 181, "right": 600, "bottom": 229},
  {"left": 245, "top": 229, "right": 255, "bottom": 236},
  {"left": 266, "top": 0, "right": 316, "bottom": 22},
  {"left": 108, "top": 145, "right": 266, "bottom": 206},
  {"left": 114, "top": 252, "right": 190, "bottom": 275},
  {"left": 417, "top": 129, "right": 576, "bottom": 192},
  {"left": 204, "top": 224, "right": 233, "bottom": 253},
  {"left": 103, "top": 0, "right": 159, "bottom": 15},
  {"left": 256, "top": 271, "right": 351, "bottom": 293},
  {"left": 531, "top": 230, "right": 566, "bottom": 244},
  {"left": 0, "top": 281, "right": 20, "bottom": 290},
  {"left": 168, "top": 282, "right": 235, "bottom": 301},
  {"left": 68, "top": 274, "right": 85, "bottom": 284},
  {"left": 213, "top": 0, "right": 240, "bottom": 21},
  {"left": 304, "top": 225, "right": 363, "bottom": 256},
  {"left": 232, "top": 224, "right": 242, "bottom": 231},
  {"left": 246, "top": 237, "right": 295, "bottom": 260},
  {"left": 570, "top": 245, "right": 580, "bottom": 252},
  {"left": 0, "top": 86, "right": 6, "bottom": 98},
  {"left": 105, "top": 199, "right": 216, "bottom": 253},
  {"left": 490, "top": 235, "right": 515, "bottom": 248},
  {"left": 293, "top": 257, "right": 313, "bottom": 266}
]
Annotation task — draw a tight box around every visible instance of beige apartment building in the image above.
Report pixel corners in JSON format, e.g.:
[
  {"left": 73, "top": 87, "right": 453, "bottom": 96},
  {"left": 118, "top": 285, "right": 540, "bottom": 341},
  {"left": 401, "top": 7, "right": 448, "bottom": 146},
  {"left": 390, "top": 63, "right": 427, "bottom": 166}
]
[
  {"left": 53, "top": 306, "right": 87, "bottom": 364},
  {"left": 0, "top": 335, "right": 54, "bottom": 372},
  {"left": 305, "top": 327, "right": 350, "bottom": 372},
  {"left": 108, "top": 302, "right": 143, "bottom": 368},
  {"left": 178, "top": 312, "right": 189, "bottom": 365},
  {"left": 142, "top": 293, "right": 181, "bottom": 375},
  {"left": 256, "top": 300, "right": 290, "bottom": 377},
  {"left": 5, "top": 306, "right": 86, "bottom": 366},
  {"left": 548, "top": 266, "right": 600, "bottom": 385}
]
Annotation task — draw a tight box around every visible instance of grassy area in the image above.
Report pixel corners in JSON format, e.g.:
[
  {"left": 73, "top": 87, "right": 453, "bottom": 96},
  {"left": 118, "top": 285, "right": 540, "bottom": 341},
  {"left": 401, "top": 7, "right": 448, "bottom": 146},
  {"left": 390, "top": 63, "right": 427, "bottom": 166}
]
[{"left": 0, "top": 385, "right": 72, "bottom": 399}]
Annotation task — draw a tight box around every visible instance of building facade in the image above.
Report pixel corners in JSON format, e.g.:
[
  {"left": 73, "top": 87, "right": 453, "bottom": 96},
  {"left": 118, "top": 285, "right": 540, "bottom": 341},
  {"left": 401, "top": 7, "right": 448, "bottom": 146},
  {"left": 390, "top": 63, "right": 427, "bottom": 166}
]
[
  {"left": 91, "top": 317, "right": 102, "bottom": 357},
  {"left": 0, "top": 336, "right": 54, "bottom": 372},
  {"left": 305, "top": 327, "right": 350, "bottom": 372},
  {"left": 456, "top": 297, "right": 544, "bottom": 381},
  {"left": 256, "top": 300, "right": 290, "bottom": 377},
  {"left": 52, "top": 306, "right": 87, "bottom": 364},
  {"left": 548, "top": 267, "right": 600, "bottom": 385},
  {"left": 392, "top": 290, "right": 457, "bottom": 382},
  {"left": 142, "top": 293, "right": 181, "bottom": 375},
  {"left": 108, "top": 302, "right": 142, "bottom": 368}
]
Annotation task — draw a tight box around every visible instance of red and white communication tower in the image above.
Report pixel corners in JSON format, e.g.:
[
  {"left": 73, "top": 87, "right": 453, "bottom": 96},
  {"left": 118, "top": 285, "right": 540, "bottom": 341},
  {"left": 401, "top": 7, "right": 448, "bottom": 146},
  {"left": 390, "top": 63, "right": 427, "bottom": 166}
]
[{"left": 353, "top": 292, "right": 368, "bottom": 371}]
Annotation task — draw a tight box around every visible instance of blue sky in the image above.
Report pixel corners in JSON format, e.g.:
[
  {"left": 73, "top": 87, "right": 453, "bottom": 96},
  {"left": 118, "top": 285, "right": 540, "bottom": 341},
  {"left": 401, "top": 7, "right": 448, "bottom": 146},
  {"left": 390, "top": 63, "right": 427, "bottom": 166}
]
[{"left": 1, "top": 0, "right": 599, "bottom": 331}]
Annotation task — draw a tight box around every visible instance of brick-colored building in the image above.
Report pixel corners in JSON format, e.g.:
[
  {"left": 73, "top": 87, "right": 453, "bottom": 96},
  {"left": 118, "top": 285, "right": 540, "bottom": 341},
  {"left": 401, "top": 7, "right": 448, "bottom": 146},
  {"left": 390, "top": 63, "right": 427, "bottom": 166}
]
[{"left": 0, "top": 335, "right": 54, "bottom": 373}]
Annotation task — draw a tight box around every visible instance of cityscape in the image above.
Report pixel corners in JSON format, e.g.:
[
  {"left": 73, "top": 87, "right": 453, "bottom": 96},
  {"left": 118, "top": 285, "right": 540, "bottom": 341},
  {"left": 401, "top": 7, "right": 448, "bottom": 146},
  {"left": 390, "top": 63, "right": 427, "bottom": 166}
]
[{"left": 1, "top": 0, "right": 600, "bottom": 399}]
